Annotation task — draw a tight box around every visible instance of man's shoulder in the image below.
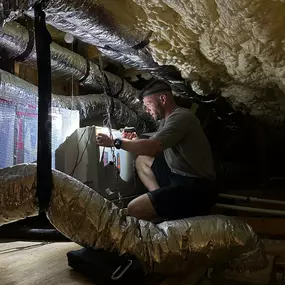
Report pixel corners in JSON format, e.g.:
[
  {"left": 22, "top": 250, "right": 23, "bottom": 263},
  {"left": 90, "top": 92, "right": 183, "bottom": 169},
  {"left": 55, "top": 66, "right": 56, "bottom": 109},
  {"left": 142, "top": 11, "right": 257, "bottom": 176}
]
[
  {"left": 170, "top": 107, "right": 197, "bottom": 120},
  {"left": 166, "top": 108, "right": 201, "bottom": 131}
]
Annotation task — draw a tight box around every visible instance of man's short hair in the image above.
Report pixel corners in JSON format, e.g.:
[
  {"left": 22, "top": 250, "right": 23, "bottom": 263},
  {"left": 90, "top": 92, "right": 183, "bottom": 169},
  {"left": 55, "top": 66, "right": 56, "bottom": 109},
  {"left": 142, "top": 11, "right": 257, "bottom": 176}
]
[{"left": 140, "top": 80, "right": 172, "bottom": 99}]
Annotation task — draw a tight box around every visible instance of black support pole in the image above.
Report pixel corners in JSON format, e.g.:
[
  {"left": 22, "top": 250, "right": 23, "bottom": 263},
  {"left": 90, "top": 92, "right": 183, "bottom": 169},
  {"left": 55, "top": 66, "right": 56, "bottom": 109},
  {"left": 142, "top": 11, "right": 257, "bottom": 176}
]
[{"left": 34, "top": 2, "right": 53, "bottom": 212}]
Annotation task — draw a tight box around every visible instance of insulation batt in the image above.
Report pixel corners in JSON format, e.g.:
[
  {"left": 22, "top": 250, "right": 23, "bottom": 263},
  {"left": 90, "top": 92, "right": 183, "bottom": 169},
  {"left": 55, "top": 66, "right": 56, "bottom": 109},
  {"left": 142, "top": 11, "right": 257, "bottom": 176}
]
[
  {"left": 0, "top": 69, "right": 149, "bottom": 132},
  {"left": 0, "top": 163, "right": 267, "bottom": 275}
]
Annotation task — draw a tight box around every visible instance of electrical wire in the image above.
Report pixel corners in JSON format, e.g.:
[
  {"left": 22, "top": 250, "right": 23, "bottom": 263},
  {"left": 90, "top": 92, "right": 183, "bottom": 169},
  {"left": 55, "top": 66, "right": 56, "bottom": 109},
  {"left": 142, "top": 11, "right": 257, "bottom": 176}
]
[
  {"left": 71, "top": 41, "right": 74, "bottom": 111},
  {"left": 71, "top": 131, "right": 92, "bottom": 175},
  {"left": 69, "top": 127, "right": 88, "bottom": 176},
  {"left": 98, "top": 55, "right": 123, "bottom": 208}
]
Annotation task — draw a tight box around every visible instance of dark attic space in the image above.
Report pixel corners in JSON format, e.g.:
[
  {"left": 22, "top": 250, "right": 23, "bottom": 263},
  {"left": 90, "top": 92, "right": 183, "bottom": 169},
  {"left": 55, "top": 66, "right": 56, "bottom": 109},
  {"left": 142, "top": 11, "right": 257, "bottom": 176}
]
[{"left": 1, "top": 1, "right": 285, "bottom": 285}]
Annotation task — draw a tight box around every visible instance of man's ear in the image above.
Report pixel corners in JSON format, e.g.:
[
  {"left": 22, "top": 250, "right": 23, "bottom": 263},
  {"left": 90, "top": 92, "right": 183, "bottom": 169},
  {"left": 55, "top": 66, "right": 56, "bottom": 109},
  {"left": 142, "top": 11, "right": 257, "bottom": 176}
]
[{"left": 160, "top": 94, "right": 167, "bottom": 105}]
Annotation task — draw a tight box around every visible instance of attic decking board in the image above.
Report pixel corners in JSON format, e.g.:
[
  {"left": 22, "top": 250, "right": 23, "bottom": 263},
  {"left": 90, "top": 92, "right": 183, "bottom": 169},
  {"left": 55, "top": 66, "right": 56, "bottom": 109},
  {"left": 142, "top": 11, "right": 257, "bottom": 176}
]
[
  {"left": 0, "top": 240, "right": 94, "bottom": 285},
  {"left": 0, "top": 240, "right": 205, "bottom": 285},
  {"left": 0, "top": 238, "right": 281, "bottom": 285}
]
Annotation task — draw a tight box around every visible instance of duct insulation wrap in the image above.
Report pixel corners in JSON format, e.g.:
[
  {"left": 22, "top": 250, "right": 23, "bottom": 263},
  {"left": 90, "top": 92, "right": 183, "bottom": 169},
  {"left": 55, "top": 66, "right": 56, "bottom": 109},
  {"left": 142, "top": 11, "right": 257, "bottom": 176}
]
[
  {"left": 0, "top": 21, "right": 154, "bottom": 124},
  {"left": 0, "top": 163, "right": 267, "bottom": 275},
  {"left": 0, "top": 69, "right": 149, "bottom": 132},
  {"left": 37, "top": 1, "right": 191, "bottom": 93},
  {"left": 1, "top": 0, "right": 196, "bottom": 97}
]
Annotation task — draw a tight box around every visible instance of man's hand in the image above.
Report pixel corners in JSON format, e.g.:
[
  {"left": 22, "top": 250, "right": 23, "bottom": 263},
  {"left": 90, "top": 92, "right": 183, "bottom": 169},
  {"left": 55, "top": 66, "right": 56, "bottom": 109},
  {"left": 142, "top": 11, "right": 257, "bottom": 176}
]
[
  {"left": 97, "top": 131, "right": 162, "bottom": 157},
  {"left": 122, "top": 131, "right": 138, "bottom": 140},
  {"left": 96, "top": 133, "right": 113, "bottom": 147}
]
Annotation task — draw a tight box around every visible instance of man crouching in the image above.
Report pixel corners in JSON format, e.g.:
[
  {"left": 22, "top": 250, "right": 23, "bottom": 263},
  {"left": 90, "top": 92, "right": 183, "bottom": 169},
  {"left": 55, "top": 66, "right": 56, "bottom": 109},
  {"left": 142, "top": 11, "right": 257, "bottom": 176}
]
[{"left": 96, "top": 80, "right": 216, "bottom": 221}]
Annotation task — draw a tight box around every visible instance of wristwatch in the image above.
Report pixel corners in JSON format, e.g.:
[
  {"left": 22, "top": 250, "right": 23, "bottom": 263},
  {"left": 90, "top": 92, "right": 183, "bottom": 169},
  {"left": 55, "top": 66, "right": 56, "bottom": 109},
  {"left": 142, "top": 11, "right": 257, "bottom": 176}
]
[{"left": 113, "top": 138, "right": 122, "bottom": 149}]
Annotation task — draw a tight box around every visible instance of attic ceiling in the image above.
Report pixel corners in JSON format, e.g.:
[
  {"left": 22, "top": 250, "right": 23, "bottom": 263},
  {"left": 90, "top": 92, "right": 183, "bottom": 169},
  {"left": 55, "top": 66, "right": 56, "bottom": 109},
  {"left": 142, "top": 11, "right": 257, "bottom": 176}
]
[
  {"left": 1, "top": 0, "right": 285, "bottom": 125},
  {"left": 95, "top": 0, "right": 285, "bottom": 124}
]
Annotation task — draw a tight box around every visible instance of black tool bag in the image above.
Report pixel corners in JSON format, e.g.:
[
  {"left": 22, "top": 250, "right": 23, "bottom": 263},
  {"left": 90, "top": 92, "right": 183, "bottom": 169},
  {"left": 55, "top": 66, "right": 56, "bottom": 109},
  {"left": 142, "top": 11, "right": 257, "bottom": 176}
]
[{"left": 67, "top": 248, "right": 146, "bottom": 285}]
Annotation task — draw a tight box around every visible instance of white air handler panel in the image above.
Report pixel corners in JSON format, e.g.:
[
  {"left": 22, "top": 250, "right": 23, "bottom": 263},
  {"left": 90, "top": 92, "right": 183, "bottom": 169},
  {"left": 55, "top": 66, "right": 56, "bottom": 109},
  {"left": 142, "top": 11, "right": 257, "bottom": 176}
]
[{"left": 55, "top": 126, "right": 136, "bottom": 199}]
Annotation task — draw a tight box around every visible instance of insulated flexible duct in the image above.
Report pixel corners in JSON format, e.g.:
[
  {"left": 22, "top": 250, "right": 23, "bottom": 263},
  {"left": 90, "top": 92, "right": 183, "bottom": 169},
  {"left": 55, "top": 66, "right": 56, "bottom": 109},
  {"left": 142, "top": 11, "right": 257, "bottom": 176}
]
[
  {"left": 0, "top": 69, "right": 149, "bottom": 132},
  {"left": 0, "top": 21, "right": 153, "bottom": 123},
  {"left": 0, "top": 163, "right": 267, "bottom": 275},
  {"left": 2, "top": 2, "right": 171, "bottom": 76},
  {"left": 1, "top": 1, "right": 210, "bottom": 100}
]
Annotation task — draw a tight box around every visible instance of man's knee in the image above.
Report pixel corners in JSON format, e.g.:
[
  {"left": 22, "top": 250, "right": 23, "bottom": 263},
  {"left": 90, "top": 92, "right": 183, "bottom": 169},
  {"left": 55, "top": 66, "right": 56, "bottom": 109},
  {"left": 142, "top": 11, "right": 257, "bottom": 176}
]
[
  {"left": 127, "top": 194, "right": 156, "bottom": 221},
  {"left": 135, "top": 156, "right": 146, "bottom": 171},
  {"left": 127, "top": 199, "right": 141, "bottom": 218},
  {"left": 135, "top": 155, "right": 153, "bottom": 171}
]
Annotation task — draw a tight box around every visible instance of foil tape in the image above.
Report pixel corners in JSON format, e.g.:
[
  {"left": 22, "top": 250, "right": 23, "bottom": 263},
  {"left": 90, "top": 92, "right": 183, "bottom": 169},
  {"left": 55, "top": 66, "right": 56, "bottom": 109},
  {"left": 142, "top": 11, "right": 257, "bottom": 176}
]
[
  {"left": 0, "top": 163, "right": 267, "bottom": 275},
  {"left": 0, "top": 69, "right": 148, "bottom": 132},
  {"left": 0, "top": 21, "right": 154, "bottom": 123}
]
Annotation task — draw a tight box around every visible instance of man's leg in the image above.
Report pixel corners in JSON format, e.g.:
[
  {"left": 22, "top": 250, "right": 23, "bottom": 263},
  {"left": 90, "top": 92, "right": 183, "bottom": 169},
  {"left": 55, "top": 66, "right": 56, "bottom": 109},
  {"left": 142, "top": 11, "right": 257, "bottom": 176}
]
[
  {"left": 127, "top": 193, "right": 157, "bottom": 221},
  {"left": 135, "top": 155, "right": 159, "bottom": 191},
  {"left": 129, "top": 155, "right": 172, "bottom": 221}
]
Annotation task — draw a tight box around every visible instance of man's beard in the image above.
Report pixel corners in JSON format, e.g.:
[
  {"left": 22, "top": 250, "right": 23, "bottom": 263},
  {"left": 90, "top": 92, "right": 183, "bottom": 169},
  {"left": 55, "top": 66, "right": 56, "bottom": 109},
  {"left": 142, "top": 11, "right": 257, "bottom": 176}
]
[{"left": 153, "top": 104, "right": 164, "bottom": 121}]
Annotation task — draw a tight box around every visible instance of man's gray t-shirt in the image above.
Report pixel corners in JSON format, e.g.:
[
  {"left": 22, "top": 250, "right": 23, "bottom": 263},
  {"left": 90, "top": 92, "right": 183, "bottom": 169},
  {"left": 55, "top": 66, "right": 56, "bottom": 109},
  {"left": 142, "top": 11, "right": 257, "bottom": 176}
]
[{"left": 152, "top": 107, "right": 216, "bottom": 180}]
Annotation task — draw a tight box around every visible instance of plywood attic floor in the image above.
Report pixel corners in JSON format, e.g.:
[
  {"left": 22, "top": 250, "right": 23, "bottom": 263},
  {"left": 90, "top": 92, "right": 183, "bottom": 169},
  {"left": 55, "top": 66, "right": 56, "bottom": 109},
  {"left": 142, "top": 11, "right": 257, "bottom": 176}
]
[
  {"left": 0, "top": 240, "right": 95, "bottom": 285},
  {"left": 0, "top": 239, "right": 282, "bottom": 285},
  {"left": 0, "top": 239, "right": 212, "bottom": 285},
  {"left": 0, "top": 240, "right": 206, "bottom": 285}
]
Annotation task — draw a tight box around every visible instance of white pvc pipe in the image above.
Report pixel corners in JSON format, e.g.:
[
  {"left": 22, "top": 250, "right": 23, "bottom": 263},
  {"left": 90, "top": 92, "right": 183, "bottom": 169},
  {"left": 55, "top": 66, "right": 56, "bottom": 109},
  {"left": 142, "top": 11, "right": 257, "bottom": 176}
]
[
  {"left": 215, "top": 203, "right": 285, "bottom": 216},
  {"left": 219, "top": 193, "right": 285, "bottom": 206}
]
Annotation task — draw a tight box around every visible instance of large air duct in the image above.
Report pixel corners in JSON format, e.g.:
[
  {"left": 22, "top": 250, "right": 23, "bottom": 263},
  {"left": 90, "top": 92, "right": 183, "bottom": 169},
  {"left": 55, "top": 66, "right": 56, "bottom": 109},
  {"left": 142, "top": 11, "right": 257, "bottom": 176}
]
[
  {"left": 0, "top": 21, "right": 154, "bottom": 124},
  {"left": 1, "top": 1, "right": 202, "bottom": 99},
  {"left": 0, "top": 163, "right": 267, "bottom": 275},
  {"left": 0, "top": 69, "right": 150, "bottom": 132}
]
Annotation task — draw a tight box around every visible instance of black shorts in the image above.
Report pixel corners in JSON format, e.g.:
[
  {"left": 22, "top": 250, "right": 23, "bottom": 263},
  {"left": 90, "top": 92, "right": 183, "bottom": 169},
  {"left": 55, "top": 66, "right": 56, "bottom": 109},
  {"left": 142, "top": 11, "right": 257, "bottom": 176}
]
[{"left": 147, "top": 154, "right": 217, "bottom": 220}]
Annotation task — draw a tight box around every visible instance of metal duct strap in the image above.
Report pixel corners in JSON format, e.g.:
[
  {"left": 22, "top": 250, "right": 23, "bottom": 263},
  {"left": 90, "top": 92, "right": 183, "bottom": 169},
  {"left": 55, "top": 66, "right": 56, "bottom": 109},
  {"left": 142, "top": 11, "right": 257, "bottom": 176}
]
[
  {"left": 98, "top": 56, "right": 113, "bottom": 114},
  {"left": 34, "top": 2, "right": 53, "bottom": 212}
]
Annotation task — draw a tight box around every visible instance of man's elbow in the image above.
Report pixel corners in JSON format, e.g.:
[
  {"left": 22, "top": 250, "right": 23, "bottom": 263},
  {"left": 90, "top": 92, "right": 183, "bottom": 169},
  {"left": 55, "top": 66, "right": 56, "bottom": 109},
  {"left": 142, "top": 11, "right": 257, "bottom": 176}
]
[{"left": 147, "top": 141, "right": 163, "bottom": 157}]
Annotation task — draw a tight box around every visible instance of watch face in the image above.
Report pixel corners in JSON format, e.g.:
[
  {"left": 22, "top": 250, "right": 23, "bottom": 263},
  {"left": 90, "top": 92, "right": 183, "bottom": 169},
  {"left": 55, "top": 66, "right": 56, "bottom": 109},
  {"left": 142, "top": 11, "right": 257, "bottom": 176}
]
[{"left": 114, "top": 138, "right": 121, "bottom": 149}]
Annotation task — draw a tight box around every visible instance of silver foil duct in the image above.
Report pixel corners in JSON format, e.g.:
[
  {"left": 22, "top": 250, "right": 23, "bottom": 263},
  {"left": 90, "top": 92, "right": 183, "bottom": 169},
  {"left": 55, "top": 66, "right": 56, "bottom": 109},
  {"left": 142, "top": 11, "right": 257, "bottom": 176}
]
[
  {"left": 0, "top": 163, "right": 267, "bottom": 275},
  {"left": 0, "top": 21, "right": 153, "bottom": 124},
  {"left": 1, "top": 1, "right": 195, "bottom": 97},
  {"left": 52, "top": 93, "right": 147, "bottom": 131},
  {"left": 2, "top": 1, "right": 155, "bottom": 65},
  {"left": 30, "top": 1, "right": 186, "bottom": 83},
  {"left": 0, "top": 69, "right": 148, "bottom": 132}
]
